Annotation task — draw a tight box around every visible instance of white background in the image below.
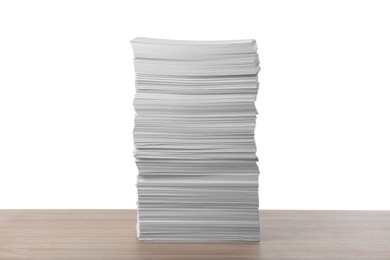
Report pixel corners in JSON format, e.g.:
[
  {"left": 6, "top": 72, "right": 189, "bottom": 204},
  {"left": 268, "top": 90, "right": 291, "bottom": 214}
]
[{"left": 1, "top": 0, "right": 389, "bottom": 209}]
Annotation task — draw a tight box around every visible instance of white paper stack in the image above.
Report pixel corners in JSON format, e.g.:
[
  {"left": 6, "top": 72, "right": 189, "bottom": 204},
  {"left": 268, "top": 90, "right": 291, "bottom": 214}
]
[{"left": 131, "top": 37, "right": 260, "bottom": 242}]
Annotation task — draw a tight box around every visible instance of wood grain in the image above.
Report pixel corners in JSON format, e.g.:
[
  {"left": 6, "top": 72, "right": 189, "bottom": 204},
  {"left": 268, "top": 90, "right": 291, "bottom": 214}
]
[{"left": 0, "top": 210, "right": 389, "bottom": 259}]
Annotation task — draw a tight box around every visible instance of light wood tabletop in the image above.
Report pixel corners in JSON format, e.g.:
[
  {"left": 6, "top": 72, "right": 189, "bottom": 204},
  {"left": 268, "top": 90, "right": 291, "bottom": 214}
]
[{"left": 0, "top": 210, "right": 389, "bottom": 259}]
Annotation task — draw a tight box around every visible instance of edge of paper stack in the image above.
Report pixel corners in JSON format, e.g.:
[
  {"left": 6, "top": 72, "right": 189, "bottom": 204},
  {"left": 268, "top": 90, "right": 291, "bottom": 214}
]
[{"left": 131, "top": 37, "right": 260, "bottom": 242}]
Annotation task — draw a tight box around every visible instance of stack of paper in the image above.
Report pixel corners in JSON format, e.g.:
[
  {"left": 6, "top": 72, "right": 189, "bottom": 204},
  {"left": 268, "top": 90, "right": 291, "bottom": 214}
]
[{"left": 131, "top": 37, "right": 260, "bottom": 241}]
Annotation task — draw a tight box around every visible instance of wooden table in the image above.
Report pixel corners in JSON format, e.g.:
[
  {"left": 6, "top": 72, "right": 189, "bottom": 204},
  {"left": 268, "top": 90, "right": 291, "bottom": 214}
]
[{"left": 1, "top": 210, "right": 389, "bottom": 259}]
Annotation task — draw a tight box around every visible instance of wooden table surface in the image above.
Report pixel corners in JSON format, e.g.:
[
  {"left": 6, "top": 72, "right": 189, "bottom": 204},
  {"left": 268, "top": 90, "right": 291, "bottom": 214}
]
[{"left": 0, "top": 210, "right": 389, "bottom": 260}]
